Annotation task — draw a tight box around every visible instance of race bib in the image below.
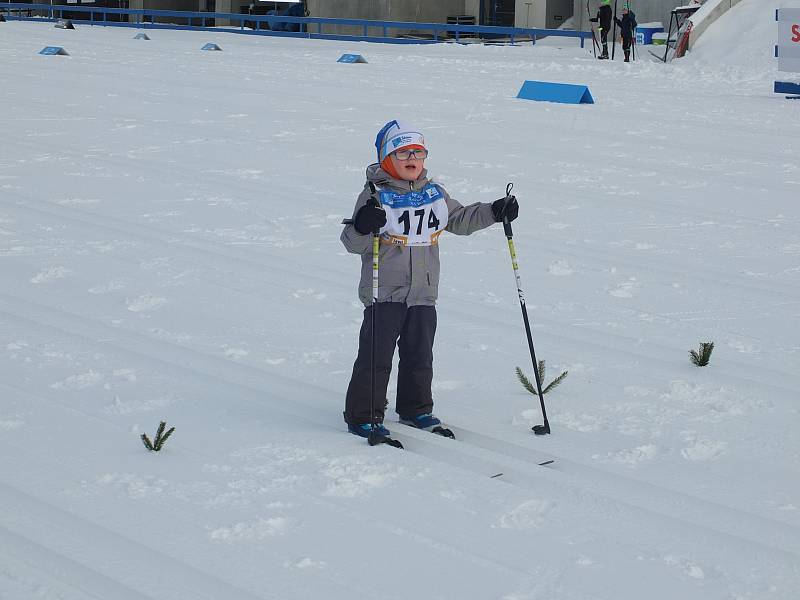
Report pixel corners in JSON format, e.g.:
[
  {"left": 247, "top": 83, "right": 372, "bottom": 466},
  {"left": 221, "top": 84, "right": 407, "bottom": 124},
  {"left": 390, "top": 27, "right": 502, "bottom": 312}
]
[{"left": 378, "top": 184, "right": 449, "bottom": 246}]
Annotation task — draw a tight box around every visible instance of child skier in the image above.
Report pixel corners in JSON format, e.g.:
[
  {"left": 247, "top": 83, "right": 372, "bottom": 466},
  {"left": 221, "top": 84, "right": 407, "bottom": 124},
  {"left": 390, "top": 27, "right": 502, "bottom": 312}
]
[
  {"left": 615, "top": 4, "right": 638, "bottom": 62},
  {"left": 590, "top": 0, "right": 613, "bottom": 59},
  {"left": 340, "top": 120, "right": 519, "bottom": 440}
]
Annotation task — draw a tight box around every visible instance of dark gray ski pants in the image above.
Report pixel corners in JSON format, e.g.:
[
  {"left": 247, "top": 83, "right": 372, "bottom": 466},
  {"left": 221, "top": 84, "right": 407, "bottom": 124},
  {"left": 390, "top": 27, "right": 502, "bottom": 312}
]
[{"left": 344, "top": 303, "right": 436, "bottom": 425}]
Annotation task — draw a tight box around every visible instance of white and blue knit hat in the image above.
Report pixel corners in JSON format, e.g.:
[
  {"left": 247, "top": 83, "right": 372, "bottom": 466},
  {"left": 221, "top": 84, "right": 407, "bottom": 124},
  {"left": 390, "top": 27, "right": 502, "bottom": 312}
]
[{"left": 374, "top": 120, "right": 426, "bottom": 163}]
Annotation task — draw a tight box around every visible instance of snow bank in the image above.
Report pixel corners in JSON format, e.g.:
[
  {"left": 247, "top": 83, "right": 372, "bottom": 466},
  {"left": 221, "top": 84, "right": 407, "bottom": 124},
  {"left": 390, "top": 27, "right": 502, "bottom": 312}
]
[
  {"left": 687, "top": 0, "right": 796, "bottom": 72},
  {"left": 688, "top": 0, "right": 746, "bottom": 50}
]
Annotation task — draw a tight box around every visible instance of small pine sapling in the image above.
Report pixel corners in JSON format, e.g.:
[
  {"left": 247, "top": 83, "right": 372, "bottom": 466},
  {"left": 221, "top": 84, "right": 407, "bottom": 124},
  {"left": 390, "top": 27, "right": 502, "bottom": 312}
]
[
  {"left": 141, "top": 421, "right": 175, "bottom": 452},
  {"left": 689, "top": 342, "right": 714, "bottom": 367},
  {"left": 515, "top": 361, "right": 568, "bottom": 396}
]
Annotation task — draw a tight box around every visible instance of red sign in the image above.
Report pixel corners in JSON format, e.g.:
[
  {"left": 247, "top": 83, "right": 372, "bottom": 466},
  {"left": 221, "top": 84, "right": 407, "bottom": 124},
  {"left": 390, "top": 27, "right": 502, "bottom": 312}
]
[{"left": 792, "top": 24, "right": 800, "bottom": 43}]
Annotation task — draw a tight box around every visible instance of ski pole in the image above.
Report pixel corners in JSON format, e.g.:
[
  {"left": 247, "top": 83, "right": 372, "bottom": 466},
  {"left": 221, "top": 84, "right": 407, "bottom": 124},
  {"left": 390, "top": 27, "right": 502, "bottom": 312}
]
[
  {"left": 586, "top": 0, "right": 598, "bottom": 58},
  {"left": 364, "top": 184, "right": 402, "bottom": 448},
  {"left": 630, "top": 1, "right": 636, "bottom": 61},
  {"left": 366, "top": 183, "right": 381, "bottom": 445},
  {"left": 502, "top": 183, "right": 550, "bottom": 436},
  {"left": 611, "top": 0, "right": 618, "bottom": 60},
  {"left": 341, "top": 184, "right": 401, "bottom": 448}
]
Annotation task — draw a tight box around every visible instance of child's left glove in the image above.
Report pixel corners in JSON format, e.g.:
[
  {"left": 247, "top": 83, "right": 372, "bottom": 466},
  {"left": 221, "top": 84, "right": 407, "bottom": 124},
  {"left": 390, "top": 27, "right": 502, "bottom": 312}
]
[{"left": 492, "top": 196, "right": 519, "bottom": 223}]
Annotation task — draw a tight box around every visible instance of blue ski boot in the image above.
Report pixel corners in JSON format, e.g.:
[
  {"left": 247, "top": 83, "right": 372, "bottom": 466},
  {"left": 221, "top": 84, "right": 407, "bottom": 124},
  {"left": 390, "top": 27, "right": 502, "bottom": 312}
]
[
  {"left": 348, "top": 422, "right": 391, "bottom": 438},
  {"left": 348, "top": 423, "right": 404, "bottom": 448},
  {"left": 398, "top": 413, "right": 455, "bottom": 439}
]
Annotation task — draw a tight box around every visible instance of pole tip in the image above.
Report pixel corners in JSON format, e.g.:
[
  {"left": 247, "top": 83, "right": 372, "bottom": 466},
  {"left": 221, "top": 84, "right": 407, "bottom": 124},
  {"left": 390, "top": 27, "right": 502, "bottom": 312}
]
[{"left": 532, "top": 424, "right": 551, "bottom": 435}]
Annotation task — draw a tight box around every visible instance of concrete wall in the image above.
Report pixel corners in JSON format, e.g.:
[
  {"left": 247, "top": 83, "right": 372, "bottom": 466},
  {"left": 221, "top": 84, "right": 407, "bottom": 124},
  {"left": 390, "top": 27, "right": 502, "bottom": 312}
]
[
  {"left": 129, "top": 0, "right": 206, "bottom": 23},
  {"left": 306, "top": 0, "right": 466, "bottom": 36},
  {"left": 547, "top": 0, "right": 573, "bottom": 29},
  {"left": 306, "top": 0, "right": 466, "bottom": 22},
  {"left": 515, "top": 0, "right": 545, "bottom": 28},
  {"left": 464, "top": 0, "right": 480, "bottom": 22},
  {"left": 128, "top": 0, "right": 203, "bottom": 12},
  {"left": 514, "top": 0, "right": 573, "bottom": 30}
]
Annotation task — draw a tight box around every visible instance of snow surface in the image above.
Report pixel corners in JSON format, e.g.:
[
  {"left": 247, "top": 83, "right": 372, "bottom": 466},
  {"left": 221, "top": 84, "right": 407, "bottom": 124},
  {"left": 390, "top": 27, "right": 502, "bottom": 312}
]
[{"left": 1, "top": 1, "right": 799, "bottom": 598}]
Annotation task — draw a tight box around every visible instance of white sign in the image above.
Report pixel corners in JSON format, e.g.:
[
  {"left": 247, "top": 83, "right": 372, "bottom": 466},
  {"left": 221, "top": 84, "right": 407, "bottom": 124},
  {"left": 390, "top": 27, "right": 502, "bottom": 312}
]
[{"left": 777, "top": 8, "right": 800, "bottom": 73}]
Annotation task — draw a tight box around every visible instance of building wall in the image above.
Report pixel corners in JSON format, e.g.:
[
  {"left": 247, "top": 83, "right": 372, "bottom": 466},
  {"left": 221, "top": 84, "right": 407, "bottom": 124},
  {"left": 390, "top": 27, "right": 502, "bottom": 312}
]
[
  {"left": 128, "top": 0, "right": 202, "bottom": 13},
  {"left": 306, "top": 0, "right": 467, "bottom": 37},
  {"left": 124, "top": 0, "right": 606, "bottom": 35},
  {"left": 547, "top": 0, "right": 573, "bottom": 29},
  {"left": 306, "top": 0, "right": 466, "bottom": 22},
  {"left": 514, "top": 0, "right": 573, "bottom": 30},
  {"left": 464, "top": 0, "right": 480, "bottom": 22},
  {"left": 515, "top": 0, "right": 546, "bottom": 28}
]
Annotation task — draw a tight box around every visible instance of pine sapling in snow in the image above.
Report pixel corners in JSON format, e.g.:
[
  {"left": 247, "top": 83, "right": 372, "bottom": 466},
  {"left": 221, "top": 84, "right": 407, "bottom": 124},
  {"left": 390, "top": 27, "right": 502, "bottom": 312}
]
[
  {"left": 141, "top": 421, "right": 175, "bottom": 452},
  {"left": 515, "top": 361, "right": 568, "bottom": 396},
  {"left": 689, "top": 342, "right": 714, "bottom": 367}
]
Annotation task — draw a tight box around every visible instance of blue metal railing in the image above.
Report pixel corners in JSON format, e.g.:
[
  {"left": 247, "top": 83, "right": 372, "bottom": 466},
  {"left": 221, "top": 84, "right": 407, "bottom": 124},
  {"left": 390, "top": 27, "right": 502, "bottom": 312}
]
[{"left": 0, "top": 3, "right": 591, "bottom": 47}]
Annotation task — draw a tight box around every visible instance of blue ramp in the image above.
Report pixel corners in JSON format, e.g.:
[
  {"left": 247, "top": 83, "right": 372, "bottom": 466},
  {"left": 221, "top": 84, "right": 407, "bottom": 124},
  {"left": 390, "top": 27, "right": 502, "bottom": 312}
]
[
  {"left": 201, "top": 43, "right": 222, "bottom": 51},
  {"left": 337, "top": 54, "right": 367, "bottom": 63},
  {"left": 517, "top": 80, "right": 594, "bottom": 105},
  {"left": 134, "top": 33, "right": 151, "bottom": 40}
]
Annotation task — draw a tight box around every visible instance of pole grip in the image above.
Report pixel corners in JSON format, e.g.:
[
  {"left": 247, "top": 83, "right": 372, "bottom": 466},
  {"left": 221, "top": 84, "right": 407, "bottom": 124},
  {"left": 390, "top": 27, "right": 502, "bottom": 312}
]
[
  {"left": 368, "top": 181, "right": 381, "bottom": 209},
  {"left": 503, "top": 217, "right": 513, "bottom": 239},
  {"left": 502, "top": 182, "right": 515, "bottom": 238}
]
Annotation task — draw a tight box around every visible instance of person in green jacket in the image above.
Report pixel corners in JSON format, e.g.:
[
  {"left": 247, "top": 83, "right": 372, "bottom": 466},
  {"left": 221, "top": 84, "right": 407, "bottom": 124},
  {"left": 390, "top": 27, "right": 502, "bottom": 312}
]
[
  {"left": 590, "top": 0, "right": 613, "bottom": 59},
  {"left": 340, "top": 120, "right": 519, "bottom": 439}
]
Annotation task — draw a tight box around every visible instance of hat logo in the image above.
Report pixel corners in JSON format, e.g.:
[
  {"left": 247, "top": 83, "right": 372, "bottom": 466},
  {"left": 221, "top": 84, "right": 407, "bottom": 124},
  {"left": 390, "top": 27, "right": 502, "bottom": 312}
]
[{"left": 392, "top": 135, "right": 412, "bottom": 148}]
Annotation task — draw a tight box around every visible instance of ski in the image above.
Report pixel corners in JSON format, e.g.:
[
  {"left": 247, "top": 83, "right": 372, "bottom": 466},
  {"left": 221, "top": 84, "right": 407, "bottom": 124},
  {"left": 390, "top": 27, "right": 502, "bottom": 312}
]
[
  {"left": 398, "top": 414, "right": 456, "bottom": 439},
  {"left": 367, "top": 430, "right": 403, "bottom": 449},
  {"left": 429, "top": 425, "right": 456, "bottom": 439},
  {"left": 490, "top": 459, "right": 555, "bottom": 478},
  {"left": 393, "top": 420, "right": 557, "bottom": 467}
]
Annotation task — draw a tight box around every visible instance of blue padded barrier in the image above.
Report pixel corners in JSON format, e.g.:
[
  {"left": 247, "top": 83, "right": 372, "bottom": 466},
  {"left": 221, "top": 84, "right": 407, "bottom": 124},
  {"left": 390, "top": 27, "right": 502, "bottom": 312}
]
[
  {"left": 337, "top": 53, "right": 367, "bottom": 63},
  {"left": 39, "top": 46, "right": 69, "bottom": 55},
  {"left": 516, "top": 80, "right": 594, "bottom": 105}
]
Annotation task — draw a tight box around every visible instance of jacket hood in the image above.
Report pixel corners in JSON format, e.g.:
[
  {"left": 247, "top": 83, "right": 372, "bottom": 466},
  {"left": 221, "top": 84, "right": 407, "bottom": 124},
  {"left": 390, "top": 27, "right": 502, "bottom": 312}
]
[{"left": 365, "top": 163, "right": 430, "bottom": 191}]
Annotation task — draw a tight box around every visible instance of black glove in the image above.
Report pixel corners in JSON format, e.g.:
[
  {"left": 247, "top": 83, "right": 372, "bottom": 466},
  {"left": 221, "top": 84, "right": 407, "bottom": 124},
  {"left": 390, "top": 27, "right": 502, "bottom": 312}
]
[
  {"left": 492, "top": 196, "right": 519, "bottom": 223},
  {"left": 353, "top": 203, "right": 387, "bottom": 235}
]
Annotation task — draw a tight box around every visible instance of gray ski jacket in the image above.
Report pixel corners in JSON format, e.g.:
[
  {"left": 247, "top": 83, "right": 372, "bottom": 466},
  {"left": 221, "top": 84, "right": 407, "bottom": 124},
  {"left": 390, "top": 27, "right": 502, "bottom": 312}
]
[{"left": 341, "top": 163, "right": 497, "bottom": 306}]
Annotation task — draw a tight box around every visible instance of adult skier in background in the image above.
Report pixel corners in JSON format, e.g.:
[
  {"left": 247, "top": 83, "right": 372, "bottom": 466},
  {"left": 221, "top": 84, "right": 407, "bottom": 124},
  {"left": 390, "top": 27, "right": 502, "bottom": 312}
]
[
  {"left": 615, "top": 3, "right": 638, "bottom": 62},
  {"left": 590, "top": 0, "right": 613, "bottom": 59},
  {"left": 340, "top": 121, "right": 519, "bottom": 440}
]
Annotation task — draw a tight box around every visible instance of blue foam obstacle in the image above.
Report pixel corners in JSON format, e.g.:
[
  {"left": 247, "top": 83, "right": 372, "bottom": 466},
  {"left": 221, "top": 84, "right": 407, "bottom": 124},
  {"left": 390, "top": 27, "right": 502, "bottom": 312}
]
[
  {"left": 516, "top": 80, "right": 594, "bottom": 105},
  {"left": 134, "top": 33, "right": 150, "bottom": 40},
  {"left": 201, "top": 43, "right": 222, "bottom": 51},
  {"left": 337, "top": 54, "right": 367, "bottom": 64},
  {"left": 39, "top": 46, "right": 69, "bottom": 56},
  {"left": 774, "top": 81, "right": 800, "bottom": 98}
]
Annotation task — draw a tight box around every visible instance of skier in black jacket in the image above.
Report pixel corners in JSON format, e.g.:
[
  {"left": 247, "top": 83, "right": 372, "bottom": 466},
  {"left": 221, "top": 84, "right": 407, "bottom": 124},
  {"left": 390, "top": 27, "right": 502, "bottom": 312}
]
[
  {"left": 615, "top": 4, "right": 638, "bottom": 62},
  {"left": 589, "top": 0, "right": 613, "bottom": 59}
]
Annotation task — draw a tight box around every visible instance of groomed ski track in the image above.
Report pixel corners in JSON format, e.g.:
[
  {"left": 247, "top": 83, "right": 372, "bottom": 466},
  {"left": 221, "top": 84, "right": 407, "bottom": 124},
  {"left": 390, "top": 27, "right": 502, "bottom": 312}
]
[{"left": 1, "top": 286, "right": 798, "bottom": 595}]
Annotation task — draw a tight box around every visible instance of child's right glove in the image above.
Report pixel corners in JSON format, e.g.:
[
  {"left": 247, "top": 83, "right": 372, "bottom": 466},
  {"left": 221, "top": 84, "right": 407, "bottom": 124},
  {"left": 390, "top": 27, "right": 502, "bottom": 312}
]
[
  {"left": 492, "top": 195, "right": 519, "bottom": 223},
  {"left": 353, "top": 203, "right": 387, "bottom": 235}
]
